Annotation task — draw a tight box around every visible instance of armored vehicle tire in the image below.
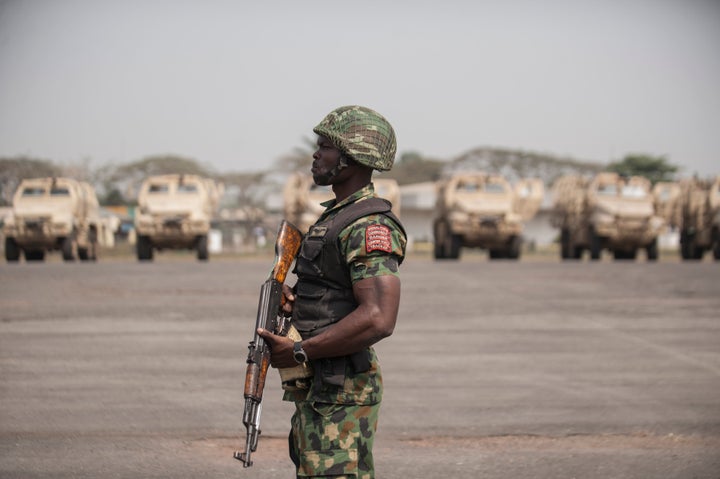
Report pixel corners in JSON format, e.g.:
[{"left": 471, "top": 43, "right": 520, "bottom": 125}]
[
  {"left": 5, "top": 237, "right": 20, "bottom": 262},
  {"left": 25, "top": 250, "right": 45, "bottom": 261},
  {"left": 560, "top": 230, "right": 571, "bottom": 259},
  {"left": 61, "top": 237, "right": 75, "bottom": 261},
  {"left": 613, "top": 250, "right": 637, "bottom": 260},
  {"left": 684, "top": 242, "right": 704, "bottom": 260},
  {"left": 78, "top": 245, "right": 97, "bottom": 262},
  {"left": 560, "top": 230, "right": 582, "bottom": 260},
  {"left": 197, "top": 235, "right": 209, "bottom": 261},
  {"left": 646, "top": 239, "right": 659, "bottom": 261},
  {"left": 137, "top": 235, "right": 153, "bottom": 261},
  {"left": 589, "top": 229, "right": 602, "bottom": 261},
  {"left": 433, "top": 240, "right": 444, "bottom": 259},
  {"left": 679, "top": 231, "right": 690, "bottom": 259},
  {"left": 680, "top": 231, "right": 704, "bottom": 260},
  {"left": 447, "top": 234, "right": 461, "bottom": 259},
  {"left": 507, "top": 236, "right": 521, "bottom": 260},
  {"left": 433, "top": 222, "right": 461, "bottom": 260},
  {"left": 489, "top": 249, "right": 506, "bottom": 260}
]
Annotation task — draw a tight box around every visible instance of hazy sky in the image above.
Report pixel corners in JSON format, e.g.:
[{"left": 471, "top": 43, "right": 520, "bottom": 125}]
[{"left": 1, "top": 0, "right": 718, "bottom": 177}]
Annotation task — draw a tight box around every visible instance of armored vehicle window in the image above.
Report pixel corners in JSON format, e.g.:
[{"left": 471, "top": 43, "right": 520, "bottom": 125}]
[
  {"left": 597, "top": 184, "right": 617, "bottom": 196},
  {"left": 483, "top": 183, "right": 506, "bottom": 194},
  {"left": 149, "top": 184, "right": 169, "bottom": 193},
  {"left": 22, "top": 187, "right": 46, "bottom": 196},
  {"left": 177, "top": 184, "right": 198, "bottom": 193},
  {"left": 621, "top": 185, "right": 647, "bottom": 198},
  {"left": 50, "top": 187, "right": 70, "bottom": 196},
  {"left": 456, "top": 182, "right": 479, "bottom": 192}
]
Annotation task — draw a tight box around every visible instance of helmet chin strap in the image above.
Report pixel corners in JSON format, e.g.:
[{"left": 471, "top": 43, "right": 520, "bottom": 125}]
[{"left": 314, "top": 154, "right": 351, "bottom": 185}]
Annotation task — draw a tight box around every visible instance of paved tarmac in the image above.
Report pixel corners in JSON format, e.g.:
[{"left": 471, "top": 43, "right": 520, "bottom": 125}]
[{"left": 1, "top": 252, "right": 719, "bottom": 478}]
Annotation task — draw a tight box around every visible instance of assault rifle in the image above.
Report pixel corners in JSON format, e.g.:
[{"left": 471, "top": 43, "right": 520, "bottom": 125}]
[{"left": 234, "top": 220, "right": 302, "bottom": 467}]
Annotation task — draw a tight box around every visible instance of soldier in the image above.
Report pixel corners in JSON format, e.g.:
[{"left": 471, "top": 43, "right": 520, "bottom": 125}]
[{"left": 258, "top": 105, "right": 406, "bottom": 478}]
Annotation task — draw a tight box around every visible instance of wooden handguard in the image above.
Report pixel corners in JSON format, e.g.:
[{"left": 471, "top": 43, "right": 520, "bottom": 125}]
[{"left": 272, "top": 220, "right": 302, "bottom": 286}]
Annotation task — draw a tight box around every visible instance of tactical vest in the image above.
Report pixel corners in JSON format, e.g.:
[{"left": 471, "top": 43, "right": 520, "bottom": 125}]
[{"left": 292, "top": 197, "right": 405, "bottom": 340}]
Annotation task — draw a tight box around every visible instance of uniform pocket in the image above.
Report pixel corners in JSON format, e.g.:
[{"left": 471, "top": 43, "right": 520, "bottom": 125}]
[
  {"left": 297, "top": 448, "right": 358, "bottom": 478},
  {"left": 299, "top": 238, "right": 323, "bottom": 261},
  {"left": 295, "top": 281, "right": 327, "bottom": 299}
]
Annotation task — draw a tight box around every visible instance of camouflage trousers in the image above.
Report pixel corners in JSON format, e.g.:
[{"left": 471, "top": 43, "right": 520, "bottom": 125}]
[{"left": 289, "top": 400, "right": 380, "bottom": 479}]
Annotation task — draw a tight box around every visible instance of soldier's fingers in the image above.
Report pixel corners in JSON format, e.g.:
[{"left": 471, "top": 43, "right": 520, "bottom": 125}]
[
  {"left": 257, "top": 328, "right": 274, "bottom": 342},
  {"left": 282, "top": 284, "right": 296, "bottom": 301}
]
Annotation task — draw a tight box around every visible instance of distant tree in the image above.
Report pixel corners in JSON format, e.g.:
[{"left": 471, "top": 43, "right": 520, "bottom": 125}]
[
  {"left": 100, "top": 188, "right": 127, "bottom": 206},
  {"left": 441, "top": 147, "right": 604, "bottom": 186},
  {"left": 382, "top": 152, "right": 446, "bottom": 185},
  {"left": 220, "top": 171, "right": 266, "bottom": 204},
  {"left": 0, "top": 157, "right": 62, "bottom": 205},
  {"left": 273, "top": 137, "right": 315, "bottom": 173},
  {"left": 112, "top": 155, "right": 212, "bottom": 179},
  {"left": 607, "top": 154, "right": 679, "bottom": 184}
]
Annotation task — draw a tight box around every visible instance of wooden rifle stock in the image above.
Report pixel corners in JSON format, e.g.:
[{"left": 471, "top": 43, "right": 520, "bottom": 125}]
[{"left": 234, "top": 220, "right": 302, "bottom": 467}]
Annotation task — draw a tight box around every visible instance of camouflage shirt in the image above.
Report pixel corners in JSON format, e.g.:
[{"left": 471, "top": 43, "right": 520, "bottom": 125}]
[{"left": 284, "top": 183, "right": 406, "bottom": 405}]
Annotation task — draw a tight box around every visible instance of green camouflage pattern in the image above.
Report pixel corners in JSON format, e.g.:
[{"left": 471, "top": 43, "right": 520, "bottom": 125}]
[
  {"left": 283, "top": 347, "right": 383, "bottom": 405},
  {"left": 283, "top": 183, "right": 405, "bottom": 478},
  {"left": 342, "top": 211, "right": 405, "bottom": 283},
  {"left": 318, "top": 183, "right": 406, "bottom": 283},
  {"left": 290, "top": 400, "right": 379, "bottom": 478},
  {"left": 313, "top": 105, "right": 397, "bottom": 171}
]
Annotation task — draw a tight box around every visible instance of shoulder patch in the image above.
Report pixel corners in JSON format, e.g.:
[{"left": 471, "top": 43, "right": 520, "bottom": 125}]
[{"left": 365, "top": 224, "right": 392, "bottom": 253}]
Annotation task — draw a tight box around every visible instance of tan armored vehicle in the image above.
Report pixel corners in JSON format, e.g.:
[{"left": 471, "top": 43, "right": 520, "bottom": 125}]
[
  {"left": 283, "top": 173, "right": 400, "bottom": 234},
  {"left": 652, "top": 181, "right": 682, "bottom": 227},
  {"left": 550, "top": 172, "right": 665, "bottom": 260},
  {"left": 134, "top": 174, "right": 223, "bottom": 261},
  {"left": 3, "top": 177, "right": 101, "bottom": 262},
  {"left": 674, "top": 176, "right": 720, "bottom": 260},
  {"left": 433, "top": 172, "right": 543, "bottom": 260}
]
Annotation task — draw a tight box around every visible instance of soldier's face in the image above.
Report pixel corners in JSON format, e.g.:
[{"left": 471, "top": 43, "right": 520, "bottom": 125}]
[{"left": 312, "top": 136, "right": 343, "bottom": 186}]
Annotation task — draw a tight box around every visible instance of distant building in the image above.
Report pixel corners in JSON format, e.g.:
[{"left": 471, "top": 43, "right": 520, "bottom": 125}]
[{"left": 397, "top": 182, "right": 435, "bottom": 243}]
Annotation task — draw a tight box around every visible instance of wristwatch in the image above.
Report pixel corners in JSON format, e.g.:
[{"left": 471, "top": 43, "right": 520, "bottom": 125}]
[{"left": 293, "top": 342, "right": 308, "bottom": 364}]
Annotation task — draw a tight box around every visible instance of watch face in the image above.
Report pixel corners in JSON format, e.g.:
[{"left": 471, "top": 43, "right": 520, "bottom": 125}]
[{"left": 293, "top": 345, "right": 307, "bottom": 363}]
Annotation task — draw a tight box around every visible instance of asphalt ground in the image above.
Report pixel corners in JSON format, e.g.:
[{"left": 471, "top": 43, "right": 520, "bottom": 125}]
[{"left": 1, "top": 251, "right": 719, "bottom": 478}]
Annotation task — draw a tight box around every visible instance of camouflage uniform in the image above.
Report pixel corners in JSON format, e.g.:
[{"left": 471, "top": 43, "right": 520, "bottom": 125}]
[{"left": 284, "top": 183, "right": 406, "bottom": 479}]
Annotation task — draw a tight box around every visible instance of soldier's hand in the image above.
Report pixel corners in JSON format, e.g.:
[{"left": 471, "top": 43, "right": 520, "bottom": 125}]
[
  {"left": 257, "top": 328, "right": 296, "bottom": 368},
  {"left": 280, "top": 284, "right": 295, "bottom": 317}
]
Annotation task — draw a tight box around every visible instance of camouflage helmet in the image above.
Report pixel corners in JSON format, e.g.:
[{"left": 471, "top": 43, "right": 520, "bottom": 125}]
[{"left": 313, "top": 105, "right": 397, "bottom": 171}]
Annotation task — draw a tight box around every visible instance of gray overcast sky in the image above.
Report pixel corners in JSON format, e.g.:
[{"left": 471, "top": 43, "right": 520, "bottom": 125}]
[{"left": 0, "top": 0, "right": 718, "bottom": 176}]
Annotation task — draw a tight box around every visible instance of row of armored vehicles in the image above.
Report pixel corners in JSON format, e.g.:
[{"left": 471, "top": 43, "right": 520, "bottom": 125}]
[
  {"left": 286, "top": 171, "right": 718, "bottom": 262},
  {"left": 5, "top": 172, "right": 717, "bottom": 263},
  {"left": 659, "top": 177, "right": 720, "bottom": 260},
  {"left": 551, "top": 173, "right": 720, "bottom": 261},
  {"left": 3, "top": 174, "right": 224, "bottom": 262},
  {"left": 430, "top": 171, "right": 675, "bottom": 262},
  {"left": 284, "top": 172, "right": 544, "bottom": 261}
]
